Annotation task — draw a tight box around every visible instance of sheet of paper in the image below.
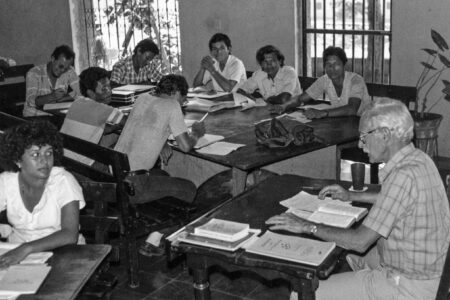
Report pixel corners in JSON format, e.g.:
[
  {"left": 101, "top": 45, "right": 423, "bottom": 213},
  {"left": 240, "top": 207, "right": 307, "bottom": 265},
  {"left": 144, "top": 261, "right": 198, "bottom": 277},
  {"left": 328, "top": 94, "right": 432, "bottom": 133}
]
[
  {"left": 286, "top": 111, "right": 311, "bottom": 123},
  {"left": 0, "top": 265, "right": 51, "bottom": 294},
  {"left": 0, "top": 243, "right": 53, "bottom": 265},
  {"left": 196, "top": 141, "right": 245, "bottom": 155},
  {"left": 113, "top": 84, "right": 155, "bottom": 92},
  {"left": 194, "top": 134, "right": 225, "bottom": 149},
  {"left": 308, "top": 211, "right": 355, "bottom": 228},
  {"left": 187, "top": 91, "right": 230, "bottom": 99}
]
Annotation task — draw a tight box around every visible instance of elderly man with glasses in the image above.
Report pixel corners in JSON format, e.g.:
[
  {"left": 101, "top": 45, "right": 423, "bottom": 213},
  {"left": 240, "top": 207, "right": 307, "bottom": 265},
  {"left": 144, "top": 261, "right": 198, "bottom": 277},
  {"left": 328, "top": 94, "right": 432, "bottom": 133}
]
[{"left": 267, "top": 98, "right": 450, "bottom": 300}]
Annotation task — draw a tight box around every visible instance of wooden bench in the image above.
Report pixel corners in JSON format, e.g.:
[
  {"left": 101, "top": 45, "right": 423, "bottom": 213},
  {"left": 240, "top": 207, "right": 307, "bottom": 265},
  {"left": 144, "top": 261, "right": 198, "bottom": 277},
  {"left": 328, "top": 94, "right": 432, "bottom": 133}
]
[{"left": 0, "top": 112, "right": 197, "bottom": 288}]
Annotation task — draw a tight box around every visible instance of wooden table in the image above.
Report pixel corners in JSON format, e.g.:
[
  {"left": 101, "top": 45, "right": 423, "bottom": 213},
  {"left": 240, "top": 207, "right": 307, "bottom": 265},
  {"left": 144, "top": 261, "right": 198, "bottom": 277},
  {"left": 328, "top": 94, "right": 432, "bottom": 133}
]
[
  {"left": 166, "top": 106, "right": 360, "bottom": 195},
  {"left": 18, "top": 244, "right": 111, "bottom": 300},
  {"left": 168, "top": 174, "right": 378, "bottom": 300}
]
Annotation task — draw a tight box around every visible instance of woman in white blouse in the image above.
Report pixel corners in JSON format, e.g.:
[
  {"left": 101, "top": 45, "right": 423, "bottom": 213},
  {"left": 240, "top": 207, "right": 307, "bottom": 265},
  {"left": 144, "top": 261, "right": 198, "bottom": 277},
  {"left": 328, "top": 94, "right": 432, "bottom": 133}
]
[
  {"left": 193, "top": 33, "right": 247, "bottom": 92},
  {"left": 0, "top": 120, "right": 85, "bottom": 267}
]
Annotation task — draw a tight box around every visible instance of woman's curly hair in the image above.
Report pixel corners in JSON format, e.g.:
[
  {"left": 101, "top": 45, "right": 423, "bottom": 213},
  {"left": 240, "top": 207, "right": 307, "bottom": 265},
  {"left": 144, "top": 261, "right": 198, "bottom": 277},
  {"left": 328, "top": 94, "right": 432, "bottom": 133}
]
[{"left": 0, "top": 120, "right": 63, "bottom": 172}]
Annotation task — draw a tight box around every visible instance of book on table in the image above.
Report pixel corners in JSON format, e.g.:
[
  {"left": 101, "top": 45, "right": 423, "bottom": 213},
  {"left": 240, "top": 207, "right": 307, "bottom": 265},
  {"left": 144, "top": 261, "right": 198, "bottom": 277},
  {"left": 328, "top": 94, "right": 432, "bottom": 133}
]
[
  {"left": 43, "top": 101, "right": 73, "bottom": 112},
  {"left": 0, "top": 265, "right": 51, "bottom": 296},
  {"left": 194, "top": 218, "right": 250, "bottom": 242},
  {"left": 280, "top": 191, "right": 367, "bottom": 228},
  {"left": 245, "top": 231, "right": 336, "bottom": 266},
  {"left": 184, "top": 97, "right": 238, "bottom": 113}
]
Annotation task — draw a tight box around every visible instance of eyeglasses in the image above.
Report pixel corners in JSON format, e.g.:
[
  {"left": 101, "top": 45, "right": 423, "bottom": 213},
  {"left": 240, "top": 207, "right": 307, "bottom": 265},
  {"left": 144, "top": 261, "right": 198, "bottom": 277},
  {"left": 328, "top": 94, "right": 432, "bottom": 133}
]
[{"left": 359, "top": 127, "right": 382, "bottom": 144}]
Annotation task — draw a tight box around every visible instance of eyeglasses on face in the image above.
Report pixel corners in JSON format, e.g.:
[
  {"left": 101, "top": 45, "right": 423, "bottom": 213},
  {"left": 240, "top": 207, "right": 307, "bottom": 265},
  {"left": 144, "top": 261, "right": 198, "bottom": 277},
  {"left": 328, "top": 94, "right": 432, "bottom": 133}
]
[{"left": 359, "top": 127, "right": 382, "bottom": 144}]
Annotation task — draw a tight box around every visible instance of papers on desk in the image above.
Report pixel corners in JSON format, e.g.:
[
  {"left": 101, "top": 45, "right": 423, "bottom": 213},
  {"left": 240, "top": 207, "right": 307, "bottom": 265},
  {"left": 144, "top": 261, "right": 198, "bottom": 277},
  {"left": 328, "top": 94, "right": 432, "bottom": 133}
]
[
  {"left": 0, "top": 243, "right": 53, "bottom": 264},
  {"left": 286, "top": 111, "right": 311, "bottom": 123},
  {"left": 280, "top": 191, "right": 367, "bottom": 228},
  {"left": 194, "top": 218, "right": 250, "bottom": 242},
  {"left": 187, "top": 90, "right": 230, "bottom": 99},
  {"left": 113, "top": 84, "right": 155, "bottom": 92},
  {"left": 0, "top": 265, "right": 51, "bottom": 297},
  {"left": 194, "top": 134, "right": 224, "bottom": 149},
  {"left": 196, "top": 141, "right": 245, "bottom": 156},
  {"left": 111, "top": 84, "right": 155, "bottom": 104},
  {"left": 245, "top": 231, "right": 336, "bottom": 266},
  {"left": 184, "top": 97, "right": 238, "bottom": 113}
]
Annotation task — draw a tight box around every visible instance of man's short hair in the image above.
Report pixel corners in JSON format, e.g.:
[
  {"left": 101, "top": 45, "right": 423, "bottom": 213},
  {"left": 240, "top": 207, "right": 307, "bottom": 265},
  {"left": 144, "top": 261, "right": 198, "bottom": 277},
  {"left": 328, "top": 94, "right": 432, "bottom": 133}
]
[
  {"left": 361, "top": 98, "right": 414, "bottom": 143},
  {"left": 256, "top": 45, "right": 285, "bottom": 67},
  {"left": 51, "top": 45, "right": 75, "bottom": 61},
  {"left": 323, "top": 46, "right": 348, "bottom": 65},
  {"left": 133, "top": 39, "right": 159, "bottom": 56},
  {"left": 155, "top": 74, "right": 188, "bottom": 96},
  {"left": 208, "top": 33, "right": 232, "bottom": 51},
  {"left": 79, "top": 67, "right": 110, "bottom": 97}
]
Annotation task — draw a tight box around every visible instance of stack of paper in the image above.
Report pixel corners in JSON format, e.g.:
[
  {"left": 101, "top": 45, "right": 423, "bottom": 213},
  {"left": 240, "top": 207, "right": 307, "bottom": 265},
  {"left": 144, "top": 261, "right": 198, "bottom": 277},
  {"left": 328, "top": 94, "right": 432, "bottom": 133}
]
[
  {"left": 245, "top": 231, "right": 336, "bottom": 266},
  {"left": 0, "top": 265, "right": 51, "bottom": 298},
  {"left": 111, "top": 84, "right": 155, "bottom": 104},
  {"left": 280, "top": 191, "right": 367, "bottom": 228},
  {"left": 194, "top": 218, "right": 250, "bottom": 242},
  {"left": 196, "top": 141, "right": 245, "bottom": 156},
  {"left": 184, "top": 98, "right": 238, "bottom": 113}
]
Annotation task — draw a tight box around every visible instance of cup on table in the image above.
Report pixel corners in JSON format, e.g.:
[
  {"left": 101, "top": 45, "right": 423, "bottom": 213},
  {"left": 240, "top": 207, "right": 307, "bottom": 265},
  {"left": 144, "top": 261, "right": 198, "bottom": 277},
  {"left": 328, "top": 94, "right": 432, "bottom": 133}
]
[{"left": 351, "top": 162, "right": 365, "bottom": 191}]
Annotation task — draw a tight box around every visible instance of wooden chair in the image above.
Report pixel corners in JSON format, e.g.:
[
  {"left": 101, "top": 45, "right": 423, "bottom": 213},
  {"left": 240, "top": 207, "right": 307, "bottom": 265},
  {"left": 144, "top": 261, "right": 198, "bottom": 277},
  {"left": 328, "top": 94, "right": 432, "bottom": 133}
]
[
  {"left": 337, "top": 83, "right": 417, "bottom": 183},
  {"left": 0, "top": 64, "right": 33, "bottom": 116},
  {"left": 436, "top": 174, "right": 450, "bottom": 300}
]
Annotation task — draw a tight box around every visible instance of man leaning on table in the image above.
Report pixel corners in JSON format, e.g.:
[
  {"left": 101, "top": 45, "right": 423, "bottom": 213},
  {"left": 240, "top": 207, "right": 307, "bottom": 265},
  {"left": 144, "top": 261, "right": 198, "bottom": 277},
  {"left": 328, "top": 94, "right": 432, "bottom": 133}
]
[
  {"left": 110, "top": 38, "right": 166, "bottom": 86},
  {"left": 24, "top": 45, "right": 81, "bottom": 117},
  {"left": 267, "top": 98, "right": 450, "bottom": 300}
]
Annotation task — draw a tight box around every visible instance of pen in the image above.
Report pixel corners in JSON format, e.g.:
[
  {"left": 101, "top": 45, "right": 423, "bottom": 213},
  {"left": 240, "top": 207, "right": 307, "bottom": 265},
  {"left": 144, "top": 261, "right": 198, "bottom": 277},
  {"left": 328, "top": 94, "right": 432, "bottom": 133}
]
[{"left": 199, "top": 112, "right": 209, "bottom": 122}]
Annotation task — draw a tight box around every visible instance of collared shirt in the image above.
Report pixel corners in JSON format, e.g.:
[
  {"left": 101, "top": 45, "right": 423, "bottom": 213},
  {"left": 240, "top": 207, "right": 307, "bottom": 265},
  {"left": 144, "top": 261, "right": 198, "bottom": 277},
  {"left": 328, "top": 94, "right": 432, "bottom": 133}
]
[
  {"left": 238, "top": 65, "right": 302, "bottom": 99},
  {"left": 24, "top": 64, "right": 80, "bottom": 117},
  {"left": 110, "top": 55, "right": 165, "bottom": 84},
  {"left": 0, "top": 167, "right": 85, "bottom": 243},
  {"left": 306, "top": 71, "right": 370, "bottom": 115},
  {"left": 202, "top": 54, "right": 247, "bottom": 92},
  {"left": 363, "top": 143, "right": 450, "bottom": 280}
]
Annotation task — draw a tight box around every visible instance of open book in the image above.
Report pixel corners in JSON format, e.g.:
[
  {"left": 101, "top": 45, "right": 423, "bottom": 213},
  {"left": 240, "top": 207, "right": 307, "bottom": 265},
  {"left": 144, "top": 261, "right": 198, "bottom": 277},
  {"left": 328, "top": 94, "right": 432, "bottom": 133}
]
[
  {"left": 0, "top": 265, "right": 51, "bottom": 296},
  {"left": 184, "top": 97, "right": 238, "bottom": 113},
  {"left": 245, "top": 231, "right": 336, "bottom": 266},
  {"left": 194, "top": 218, "right": 250, "bottom": 242},
  {"left": 0, "top": 243, "right": 53, "bottom": 264},
  {"left": 281, "top": 191, "right": 367, "bottom": 228}
]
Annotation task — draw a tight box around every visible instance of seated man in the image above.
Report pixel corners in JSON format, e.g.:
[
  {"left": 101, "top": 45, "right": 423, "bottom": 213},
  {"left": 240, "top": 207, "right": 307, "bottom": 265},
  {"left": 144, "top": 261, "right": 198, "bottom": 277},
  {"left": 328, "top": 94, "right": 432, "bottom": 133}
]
[
  {"left": 60, "top": 67, "right": 124, "bottom": 163},
  {"left": 270, "top": 46, "right": 370, "bottom": 119},
  {"left": 237, "top": 45, "right": 302, "bottom": 104},
  {"left": 24, "top": 45, "right": 81, "bottom": 117},
  {"left": 114, "top": 74, "right": 205, "bottom": 255},
  {"left": 192, "top": 33, "right": 246, "bottom": 92},
  {"left": 110, "top": 38, "right": 166, "bottom": 86},
  {"left": 267, "top": 98, "right": 450, "bottom": 300}
]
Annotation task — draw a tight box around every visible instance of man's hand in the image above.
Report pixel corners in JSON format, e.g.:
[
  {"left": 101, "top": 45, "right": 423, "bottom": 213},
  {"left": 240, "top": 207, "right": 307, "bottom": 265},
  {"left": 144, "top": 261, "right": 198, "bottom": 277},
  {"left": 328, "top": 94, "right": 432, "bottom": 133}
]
[
  {"left": 266, "top": 213, "right": 311, "bottom": 234},
  {"left": 304, "top": 108, "right": 328, "bottom": 119},
  {"left": 268, "top": 104, "right": 286, "bottom": 115},
  {"left": 318, "top": 184, "right": 351, "bottom": 201},
  {"left": 191, "top": 121, "right": 206, "bottom": 138},
  {"left": 0, "top": 244, "right": 32, "bottom": 269},
  {"left": 236, "top": 88, "right": 256, "bottom": 101},
  {"left": 200, "top": 56, "right": 215, "bottom": 73},
  {"left": 159, "top": 142, "right": 173, "bottom": 165}
]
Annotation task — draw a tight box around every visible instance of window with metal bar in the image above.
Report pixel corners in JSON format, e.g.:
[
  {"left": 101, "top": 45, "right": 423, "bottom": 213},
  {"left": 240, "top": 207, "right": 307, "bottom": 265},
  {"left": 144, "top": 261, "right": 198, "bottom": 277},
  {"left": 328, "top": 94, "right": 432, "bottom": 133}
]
[
  {"left": 301, "top": 0, "right": 391, "bottom": 83},
  {"left": 83, "top": 0, "right": 181, "bottom": 74}
]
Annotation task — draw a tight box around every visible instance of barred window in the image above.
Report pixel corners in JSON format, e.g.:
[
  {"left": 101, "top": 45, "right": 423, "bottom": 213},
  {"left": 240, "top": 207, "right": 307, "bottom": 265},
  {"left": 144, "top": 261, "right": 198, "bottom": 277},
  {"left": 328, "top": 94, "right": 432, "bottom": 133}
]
[
  {"left": 82, "top": 0, "right": 181, "bottom": 73},
  {"left": 300, "top": 0, "right": 392, "bottom": 83}
]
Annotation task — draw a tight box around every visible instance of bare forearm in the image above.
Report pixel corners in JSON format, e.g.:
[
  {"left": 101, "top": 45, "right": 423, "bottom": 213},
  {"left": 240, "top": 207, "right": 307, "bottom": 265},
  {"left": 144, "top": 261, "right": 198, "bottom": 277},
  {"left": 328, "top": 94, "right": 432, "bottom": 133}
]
[
  {"left": 313, "top": 224, "right": 372, "bottom": 252},
  {"left": 193, "top": 69, "right": 206, "bottom": 88},
  {"left": 35, "top": 94, "right": 58, "bottom": 106},
  {"left": 23, "top": 228, "right": 79, "bottom": 254},
  {"left": 349, "top": 191, "right": 378, "bottom": 204},
  {"left": 210, "top": 71, "right": 235, "bottom": 92}
]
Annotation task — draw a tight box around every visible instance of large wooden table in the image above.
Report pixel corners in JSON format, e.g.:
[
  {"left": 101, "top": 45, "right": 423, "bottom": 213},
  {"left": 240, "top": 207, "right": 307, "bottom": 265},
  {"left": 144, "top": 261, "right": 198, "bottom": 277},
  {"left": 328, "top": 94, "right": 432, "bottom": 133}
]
[
  {"left": 168, "top": 174, "right": 378, "bottom": 300},
  {"left": 18, "top": 244, "right": 111, "bottom": 300},
  {"left": 166, "top": 106, "right": 360, "bottom": 195}
]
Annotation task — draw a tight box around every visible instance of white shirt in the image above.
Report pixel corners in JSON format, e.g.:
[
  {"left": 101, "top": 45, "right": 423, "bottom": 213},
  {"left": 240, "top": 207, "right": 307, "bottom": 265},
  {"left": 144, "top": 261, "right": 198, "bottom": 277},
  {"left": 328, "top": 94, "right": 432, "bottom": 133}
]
[
  {"left": 202, "top": 55, "right": 247, "bottom": 92},
  {"left": 0, "top": 167, "right": 85, "bottom": 243},
  {"left": 306, "top": 71, "right": 371, "bottom": 115},
  {"left": 238, "top": 66, "right": 302, "bottom": 99}
]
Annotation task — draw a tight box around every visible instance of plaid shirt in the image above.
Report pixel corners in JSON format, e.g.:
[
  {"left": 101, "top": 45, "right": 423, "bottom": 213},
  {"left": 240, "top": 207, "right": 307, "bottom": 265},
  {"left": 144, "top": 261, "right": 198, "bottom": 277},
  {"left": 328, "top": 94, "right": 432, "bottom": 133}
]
[
  {"left": 363, "top": 143, "right": 450, "bottom": 280},
  {"left": 110, "top": 55, "right": 165, "bottom": 84}
]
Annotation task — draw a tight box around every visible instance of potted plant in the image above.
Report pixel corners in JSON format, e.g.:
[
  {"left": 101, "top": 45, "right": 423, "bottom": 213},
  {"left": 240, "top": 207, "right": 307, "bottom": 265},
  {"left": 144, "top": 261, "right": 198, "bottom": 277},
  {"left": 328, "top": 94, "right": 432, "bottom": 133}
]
[{"left": 413, "top": 29, "right": 450, "bottom": 158}]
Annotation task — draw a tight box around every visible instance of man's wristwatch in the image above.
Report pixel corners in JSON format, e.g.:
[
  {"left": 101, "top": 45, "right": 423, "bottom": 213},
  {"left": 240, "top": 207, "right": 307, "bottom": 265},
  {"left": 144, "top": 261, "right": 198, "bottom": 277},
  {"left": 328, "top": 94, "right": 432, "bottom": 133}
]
[{"left": 309, "top": 224, "right": 318, "bottom": 235}]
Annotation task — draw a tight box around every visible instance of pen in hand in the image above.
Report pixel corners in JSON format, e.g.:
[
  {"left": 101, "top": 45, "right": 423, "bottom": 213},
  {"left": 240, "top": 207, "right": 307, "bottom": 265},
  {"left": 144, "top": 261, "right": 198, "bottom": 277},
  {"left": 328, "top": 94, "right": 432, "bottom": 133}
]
[{"left": 199, "top": 112, "right": 209, "bottom": 122}]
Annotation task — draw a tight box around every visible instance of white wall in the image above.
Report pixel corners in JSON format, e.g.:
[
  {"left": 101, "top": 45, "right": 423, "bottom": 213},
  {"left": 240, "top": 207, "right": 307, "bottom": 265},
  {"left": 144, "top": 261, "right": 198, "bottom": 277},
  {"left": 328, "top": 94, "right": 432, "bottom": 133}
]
[
  {"left": 178, "top": 0, "right": 296, "bottom": 83},
  {"left": 392, "top": 0, "right": 450, "bottom": 156}
]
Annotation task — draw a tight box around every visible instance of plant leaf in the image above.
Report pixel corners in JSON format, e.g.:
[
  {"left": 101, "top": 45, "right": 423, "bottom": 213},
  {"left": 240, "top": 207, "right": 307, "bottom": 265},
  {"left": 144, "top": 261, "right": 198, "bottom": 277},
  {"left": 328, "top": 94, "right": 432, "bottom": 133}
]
[
  {"left": 431, "top": 29, "right": 449, "bottom": 51},
  {"left": 442, "top": 80, "right": 450, "bottom": 87},
  {"left": 438, "top": 54, "right": 450, "bottom": 67},
  {"left": 445, "top": 94, "right": 450, "bottom": 102},
  {"left": 420, "top": 62, "right": 437, "bottom": 70},
  {"left": 421, "top": 48, "right": 438, "bottom": 55},
  {"left": 442, "top": 84, "right": 450, "bottom": 95}
]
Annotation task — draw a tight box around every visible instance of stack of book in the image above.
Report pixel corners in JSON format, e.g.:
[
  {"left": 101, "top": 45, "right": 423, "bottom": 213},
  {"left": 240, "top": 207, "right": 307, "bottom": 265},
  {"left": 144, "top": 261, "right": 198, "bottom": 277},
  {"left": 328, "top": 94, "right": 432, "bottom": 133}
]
[
  {"left": 111, "top": 84, "right": 155, "bottom": 105},
  {"left": 177, "top": 218, "right": 259, "bottom": 251}
]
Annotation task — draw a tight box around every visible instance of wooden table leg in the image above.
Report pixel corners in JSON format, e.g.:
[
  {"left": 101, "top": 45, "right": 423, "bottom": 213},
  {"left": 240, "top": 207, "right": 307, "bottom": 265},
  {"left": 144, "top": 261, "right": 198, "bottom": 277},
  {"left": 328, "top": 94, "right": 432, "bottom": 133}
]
[
  {"left": 293, "top": 277, "right": 316, "bottom": 300},
  {"left": 192, "top": 267, "right": 211, "bottom": 300},
  {"left": 231, "top": 167, "right": 248, "bottom": 196}
]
